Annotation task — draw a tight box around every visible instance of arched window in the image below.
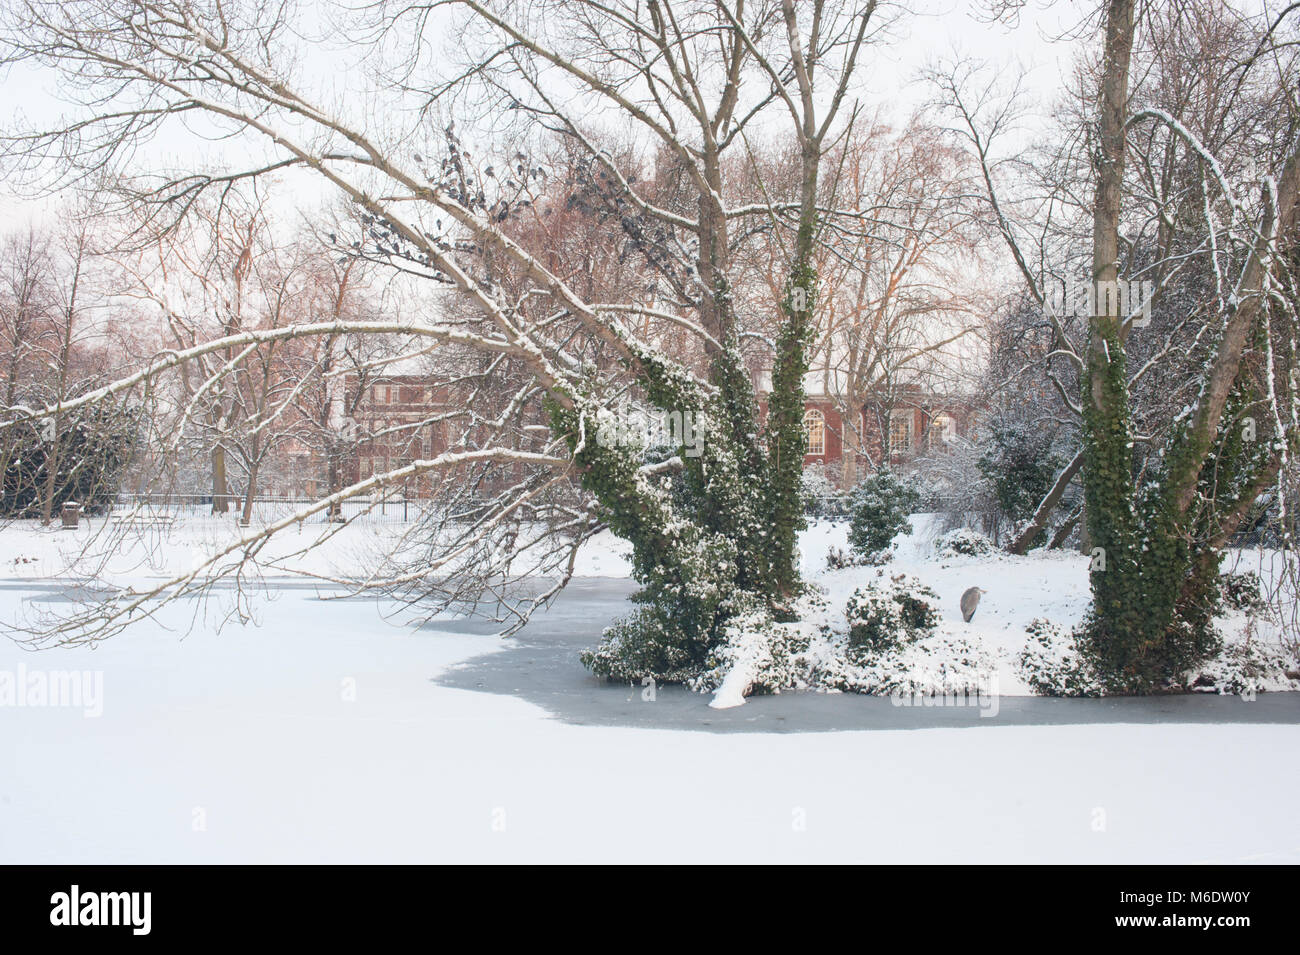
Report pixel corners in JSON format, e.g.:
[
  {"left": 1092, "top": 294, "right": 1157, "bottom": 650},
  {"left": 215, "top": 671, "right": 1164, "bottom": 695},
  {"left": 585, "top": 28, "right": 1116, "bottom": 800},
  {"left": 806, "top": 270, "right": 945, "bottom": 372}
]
[{"left": 803, "top": 408, "right": 826, "bottom": 456}]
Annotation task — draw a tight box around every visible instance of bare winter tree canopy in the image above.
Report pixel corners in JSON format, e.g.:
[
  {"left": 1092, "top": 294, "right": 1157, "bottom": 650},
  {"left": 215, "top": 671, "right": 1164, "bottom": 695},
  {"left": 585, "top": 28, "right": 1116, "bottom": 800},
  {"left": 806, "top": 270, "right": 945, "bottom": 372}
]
[{"left": 0, "top": 0, "right": 893, "bottom": 652}]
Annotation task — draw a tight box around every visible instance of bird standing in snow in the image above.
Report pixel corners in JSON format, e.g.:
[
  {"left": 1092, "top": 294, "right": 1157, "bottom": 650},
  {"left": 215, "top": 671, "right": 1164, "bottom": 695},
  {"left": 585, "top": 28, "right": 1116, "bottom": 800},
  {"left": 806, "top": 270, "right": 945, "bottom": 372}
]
[{"left": 960, "top": 587, "right": 987, "bottom": 623}]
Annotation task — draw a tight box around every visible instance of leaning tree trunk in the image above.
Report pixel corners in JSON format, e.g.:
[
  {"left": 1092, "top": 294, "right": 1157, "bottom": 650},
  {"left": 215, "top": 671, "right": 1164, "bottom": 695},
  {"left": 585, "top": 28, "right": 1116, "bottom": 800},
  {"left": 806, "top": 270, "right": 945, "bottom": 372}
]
[{"left": 1007, "top": 449, "right": 1083, "bottom": 554}]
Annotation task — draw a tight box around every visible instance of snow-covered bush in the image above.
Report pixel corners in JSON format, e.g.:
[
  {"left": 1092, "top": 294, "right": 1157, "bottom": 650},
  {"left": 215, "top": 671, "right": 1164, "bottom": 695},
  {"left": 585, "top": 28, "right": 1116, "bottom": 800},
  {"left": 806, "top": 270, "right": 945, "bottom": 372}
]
[
  {"left": 936, "top": 527, "right": 996, "bottom": 558},
  {"left": 847, "top": 470, "right": 920, "bottom": 562},
  {"left": 816, "top": 630, "right": 997, "bottom": 698},
  {"left": 695, "top": 584, "right": 995, "bottom": 704},
  {"left": 976, "top": 420, "right": 1068, "bottom": 547},
  {"left": 1019, "top": 605, "right": 1296, "bottom": 697},
  {"left": 1189, "top": 640, "right": 1299, "bottom": 695},
  {"left": 801, "top": 463, "right": 848, "bottom": 519},
  {"left": 576, "top": 494, "right": 749, "bottom": 685},
  {"left": 694, "top": 594, "right": 820, "bottom": 706},
  {"left": 581, "top": 603, "right": 711, "bottom": 684},
  {"left": 1017, "top": 619, "right": 1104, "bottom": 697},
  {"left": 1220, "top": 570, "right": 1267, "bottom": 615},
  {"left": 824, "top": 545, "right": 858, "bottom": 569},
  {"left": 844, "top": 572, "right": 939, "bottom": 654}
]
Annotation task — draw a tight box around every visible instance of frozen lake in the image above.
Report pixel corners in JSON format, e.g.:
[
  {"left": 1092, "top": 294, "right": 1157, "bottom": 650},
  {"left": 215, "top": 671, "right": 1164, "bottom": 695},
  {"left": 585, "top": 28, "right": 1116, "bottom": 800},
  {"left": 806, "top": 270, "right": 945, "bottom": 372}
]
[{"left": 3, "top": 577, "right": 1299, "bottom": 862}]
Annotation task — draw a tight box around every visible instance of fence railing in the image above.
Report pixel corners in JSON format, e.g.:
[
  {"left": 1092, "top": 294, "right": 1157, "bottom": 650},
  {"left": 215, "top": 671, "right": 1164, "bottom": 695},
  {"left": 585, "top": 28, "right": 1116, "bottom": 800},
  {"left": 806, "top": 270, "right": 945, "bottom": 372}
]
[
  {"left": 111, "top": 492, "right": 1297, "bottom": 543},
  {"left": 112, "top": 493, "right": 434, "bottom": 525}
]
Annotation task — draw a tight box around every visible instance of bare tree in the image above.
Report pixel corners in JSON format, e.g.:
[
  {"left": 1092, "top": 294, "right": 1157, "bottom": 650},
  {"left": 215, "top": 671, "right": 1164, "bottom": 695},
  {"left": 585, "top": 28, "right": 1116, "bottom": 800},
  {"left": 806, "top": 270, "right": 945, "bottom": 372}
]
[
  {"left": 0, "top": 226, "right": 54, "bottom": 495},
  {"left": 0, "top": 0, "right": 890, "bottom": 690},
  {"left": 814, "top": 120, "right": 988, "bottom": 482}
]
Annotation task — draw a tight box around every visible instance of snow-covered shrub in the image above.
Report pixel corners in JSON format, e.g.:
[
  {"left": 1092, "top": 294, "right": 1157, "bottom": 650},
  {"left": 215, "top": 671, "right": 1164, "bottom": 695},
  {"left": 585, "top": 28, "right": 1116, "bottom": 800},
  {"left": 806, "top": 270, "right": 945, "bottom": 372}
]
[
  {"left": 801, "top": 463, "right": 848, "bottom": 519},
  {"left": 843, "top": 572, "right": 939, "bottom": 654},
  {"left": 816, "top": 630, "right": 997, "bottom": 698},
  {"left": 936, "top": 527, "right": 995, "bottom": 558},
  {"left": 1220, "top": 570, "right": 1267, "bottom": 615},
  {"left": 1017, "top": 619, "right": 1104, "bottom": 696},
  {"left": 693, "top": 594, "right": 820, "bottom": 706},
  {"left": 581, "top": 603, "right": 711, "bottom": 684},
  {"left": 695, "top": 586, "right": 996, "bottom": 704},
  {"left": 847, "top": 470, "right": 920, "bottom": 562},
  {"left": 824, "top": 545, "right": 859, "bottom": 569},
  {"left": 576, "top": 489, "right": 749, "bottom": 685},
  {"left": 1019, "top": 608, "right": 1295, "bottom": 697},
  {"left": 1190, "top": 640, "right": 1299, "bottom": 695},
  {"left": 976, "top": 421, "right": 1068, "bottom": 547}
]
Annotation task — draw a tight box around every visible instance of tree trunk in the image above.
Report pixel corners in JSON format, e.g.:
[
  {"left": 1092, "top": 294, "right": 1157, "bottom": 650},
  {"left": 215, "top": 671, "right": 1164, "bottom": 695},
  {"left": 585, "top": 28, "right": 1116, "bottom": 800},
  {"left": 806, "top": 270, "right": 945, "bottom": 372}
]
[
  {"left": 1081, "top": 0, "right": 1147, "bottom": 678},
  {"left": 241, "top": 462, "right": 258, "bottom": 526},
  {"left": 1007, "top": 449, "right": 1083, "bottom": 554},
  {"left": 1077, "top": 0, "right": 1299, "bottom": 691},
  {"left": 842, "top": 446, "right": 857, "bottom": 488},
  {"left": 765, "top": 144, "right": 821, "bottom": 599},
  {"left": 39, "top": 414, "right": 60, "bottom": 526},
  {"left": 326, "top": 438, "right": 343, "bottom": 521},
  {"left": 1048, "top": 506, "right": 1082, "bottom": 550},
  {"left": 212, "top": 445, "right": 229, "bottom": 514}
]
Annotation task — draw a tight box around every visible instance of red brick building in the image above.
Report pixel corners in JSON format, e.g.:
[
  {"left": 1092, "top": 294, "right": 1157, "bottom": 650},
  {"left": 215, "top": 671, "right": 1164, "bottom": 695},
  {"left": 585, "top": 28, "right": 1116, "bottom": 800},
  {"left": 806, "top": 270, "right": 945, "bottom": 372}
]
[
  {"left": 340, "top": 375, "right": 980, "bottom": 493},
  {"left": 343, "top": 376, "right": 458, "bottom": 492},
  {"left": 341, "top": 374, "right": 547, "bottom": 497},
  {"left": 800, "top": 385, "right": 980, "bottom": 483}
]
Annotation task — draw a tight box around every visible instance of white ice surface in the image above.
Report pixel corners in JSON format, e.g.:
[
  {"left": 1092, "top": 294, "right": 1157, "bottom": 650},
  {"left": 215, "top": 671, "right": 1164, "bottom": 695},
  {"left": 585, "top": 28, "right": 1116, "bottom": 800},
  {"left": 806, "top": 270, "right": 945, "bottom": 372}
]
[{"left": 1, "top": 581, "right": 1297, "bottom": 863}]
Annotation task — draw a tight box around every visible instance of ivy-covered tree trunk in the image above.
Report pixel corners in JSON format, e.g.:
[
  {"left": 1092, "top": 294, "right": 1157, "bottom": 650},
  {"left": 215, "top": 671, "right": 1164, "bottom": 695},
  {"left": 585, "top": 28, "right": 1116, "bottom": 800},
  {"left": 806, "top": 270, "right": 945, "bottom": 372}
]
[
  {"left": 696, "top": 181, "right": 778, "bottom": 600},
  {"left": 1082, "top": 0, "right": 1206, "bottom": 689},
  {"left": 766, "top": 145, "right": 821, "bottom": 603},
  {"left": 1080, "top": 0, "right": 1300, "bottom": 691},
  {"left": 574, "top": 149, "right": 811, "bottom": 681},
  {"left": 1079, "top": 4, "right": 1151, "bottom": 677},
  {"left": 569, "top": 89, "right": 854, "bottom": 681}
]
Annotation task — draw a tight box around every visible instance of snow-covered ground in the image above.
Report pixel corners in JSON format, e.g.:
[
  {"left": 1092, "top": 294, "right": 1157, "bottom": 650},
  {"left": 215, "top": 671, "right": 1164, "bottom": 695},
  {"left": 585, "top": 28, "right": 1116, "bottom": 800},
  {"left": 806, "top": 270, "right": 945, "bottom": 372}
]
[
  {"left": 6, "top": 512, "right": 1287, "bottom": 695},
  {"left": 2, "top": 515, "right": 1298, "bottom": 862},
  {"left": 798, "top": 516, "right": 1299, "bottom": 695},
  {"left": 0, "top": 512, "right": 637, "bottom": 586}
]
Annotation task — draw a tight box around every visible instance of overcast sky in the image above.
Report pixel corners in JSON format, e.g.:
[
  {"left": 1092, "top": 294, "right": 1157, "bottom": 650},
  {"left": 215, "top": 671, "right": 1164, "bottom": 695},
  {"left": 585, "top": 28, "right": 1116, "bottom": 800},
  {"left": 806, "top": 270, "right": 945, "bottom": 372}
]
[{"left": 0, "top": 1, "right": 1091, "bottom": 224}]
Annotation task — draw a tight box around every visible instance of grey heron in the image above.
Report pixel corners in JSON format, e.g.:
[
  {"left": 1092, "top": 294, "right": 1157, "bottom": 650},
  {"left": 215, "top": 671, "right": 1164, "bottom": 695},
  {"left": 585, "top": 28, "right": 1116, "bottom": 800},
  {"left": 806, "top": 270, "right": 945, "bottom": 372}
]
[{"left": 960, "top": 587, "right": 987, "bottom": 622}]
